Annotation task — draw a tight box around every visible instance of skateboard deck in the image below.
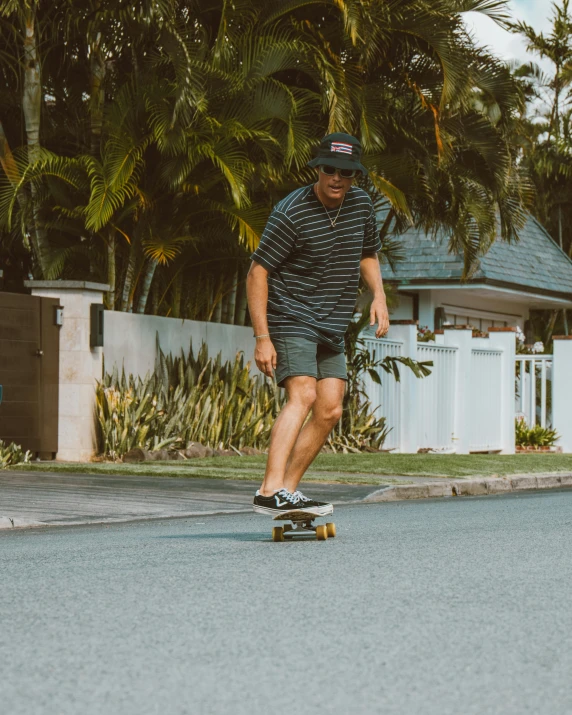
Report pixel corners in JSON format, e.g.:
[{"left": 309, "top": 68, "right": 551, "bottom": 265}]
[{"left": 271, "top": 509, "right": 336, "bottom": 542}]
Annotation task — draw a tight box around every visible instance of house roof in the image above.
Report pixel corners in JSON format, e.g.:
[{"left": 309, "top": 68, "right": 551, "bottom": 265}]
[{"left": 380, "top": 214, "right": 572, "bottom": 299}]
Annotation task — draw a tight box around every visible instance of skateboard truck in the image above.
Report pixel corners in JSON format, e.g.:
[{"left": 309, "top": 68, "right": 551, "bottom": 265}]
[{"left": 272, "top": 512, "right": 336, "bottom": 542}]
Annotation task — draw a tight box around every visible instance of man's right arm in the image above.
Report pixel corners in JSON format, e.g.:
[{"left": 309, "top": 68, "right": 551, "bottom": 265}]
[{"left": 246, "top": 261, "right": 277, "bottom": 378}]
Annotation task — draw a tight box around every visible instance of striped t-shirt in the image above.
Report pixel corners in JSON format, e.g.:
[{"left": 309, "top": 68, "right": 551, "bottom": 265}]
[{"left": 251, "top": 184, "right": 381, "bottom": 352}]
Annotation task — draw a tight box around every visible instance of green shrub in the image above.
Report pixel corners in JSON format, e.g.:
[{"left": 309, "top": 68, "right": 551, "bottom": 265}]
[
  {"left": 515, "top": 418, "right": 559, "bottom": 448},
  {"left": 96, "top": 332, "right": 430, "bottom": 460},
  {"left": 96, "top": 342, "right": 283, "bottom": 460},
  {"left": 0, "top": 440, "right": 31, "bottom": 469}
]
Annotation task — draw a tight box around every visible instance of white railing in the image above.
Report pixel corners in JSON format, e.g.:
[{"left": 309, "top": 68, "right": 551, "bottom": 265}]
[
  {"left": 470, "top": 349, "right": 503, "bottom": 451},
  {"left": 417, "top": 344, "right": 458, "bottom": 450},
  {"left": 362, "top": 324, "right": 517, "bottom": 454},
  {"left": 515, "top": 355, "right": 553, "bottom": 427},
  {"left": 362, "top": 338, "right": 403, "bottom": 451}
]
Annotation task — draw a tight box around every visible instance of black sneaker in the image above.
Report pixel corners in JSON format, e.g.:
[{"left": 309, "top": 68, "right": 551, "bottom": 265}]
[
  {"left": 253, "top": 488, "right": 310, "bottom": 516},
  {"left": 292, "top": 490, "right": 333, "bottom": 516}
]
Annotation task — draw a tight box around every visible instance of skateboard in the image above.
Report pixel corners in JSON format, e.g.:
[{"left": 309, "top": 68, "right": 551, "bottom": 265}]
[{"left": 271, "top": 510, "right": 336, "bottom": 542}]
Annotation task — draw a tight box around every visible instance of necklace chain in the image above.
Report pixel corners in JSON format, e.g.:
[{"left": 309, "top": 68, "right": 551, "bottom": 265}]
[{"left": 316, "top": 184, "right": 344, "bottom": 227}]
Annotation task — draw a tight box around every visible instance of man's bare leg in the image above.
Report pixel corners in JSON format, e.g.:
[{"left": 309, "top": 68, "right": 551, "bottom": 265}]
[
  {"left": 283, "top": 378, "right": 345, "bottom": 493},
  {"left": 258, "top": 376, "right": 317, "bottom": 496}
]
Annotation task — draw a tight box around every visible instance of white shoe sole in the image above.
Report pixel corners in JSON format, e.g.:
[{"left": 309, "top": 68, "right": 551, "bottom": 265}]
[
  {"left": 253, "top": 504, "right": 321, "bottom": 517},
  {"left": 302, "top": 503, "right": 333, "bottom": 516}
]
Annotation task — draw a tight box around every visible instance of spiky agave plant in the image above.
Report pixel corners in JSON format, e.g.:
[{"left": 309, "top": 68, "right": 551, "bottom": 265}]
[{"left": 95, "top": 341, "right": 285, "bottom": 459}]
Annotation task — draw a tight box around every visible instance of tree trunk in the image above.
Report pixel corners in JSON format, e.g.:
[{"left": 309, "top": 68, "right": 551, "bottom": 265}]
[
  {"left": 170, "top": 271, "right": 182, "bottom": 319},
  {"left": 22, "top": 4, "right": 49, "bottom": 278},
  {"left": 234, "top": 266, "right": 248, "bottom": 326},
  {"left": 227, "top": 268, "right": 239, "bottom": 325},
  {"left": 106, "top": 230, "right": 116, "bottom": 309},
  {"left": 212, "top": 285, "right": 223, "bottom": 323},
  {"left": 121, "top": 244, "right": 137, "bottom": 312},
  {"left": 150, "top": 283, "right": 159, "bottom": 315},
  {"left": 136, "top": 259, "right": 158, "bottom": 314},
  {"left": 89, "top": 37, "right": 106, "bottom": 156}
]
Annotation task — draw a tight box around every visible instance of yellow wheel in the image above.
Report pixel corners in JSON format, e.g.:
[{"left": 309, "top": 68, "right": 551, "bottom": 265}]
[
  {"left": 316, "top": 525, "right": 328, "bottom": 541},
  {"left": 272, "top": 526, "right": 284, "bottom": 542},
  {"left": 283, "top": 524, "right": 293, "bottom": 532},
  {"left": 326, "top": 522, "right": 336, "bottom": 538}
]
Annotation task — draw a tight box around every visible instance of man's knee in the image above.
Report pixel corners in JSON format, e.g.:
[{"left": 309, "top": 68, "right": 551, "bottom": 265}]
[
  {"left": 286, "top": 378, "right": 317, "bottom": 410},
  {"left": 315, "top": 402, "right": 343, "bottom": 425}
]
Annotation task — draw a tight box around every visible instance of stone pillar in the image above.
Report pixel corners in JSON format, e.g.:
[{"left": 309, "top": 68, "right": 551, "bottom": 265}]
[
  {"left": 488, "top": 327, "right": 517, "bottom": 455},
  {"left": 388, "top": 320, "right": 418, "bottom": 453},
  {"left": 25, "top": 281, "right": 109, "bottom": 461},
  {"left": 443, "top": 326, "right": 473, "bottom": 454},
  {"left": 552, "top": 336, "right": 572, "bottom": 453}
]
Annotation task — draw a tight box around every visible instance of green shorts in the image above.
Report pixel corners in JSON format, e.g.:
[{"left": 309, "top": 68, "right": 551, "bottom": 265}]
[{"left": 271, "top": 334, "right": 347, "bottom": 388}]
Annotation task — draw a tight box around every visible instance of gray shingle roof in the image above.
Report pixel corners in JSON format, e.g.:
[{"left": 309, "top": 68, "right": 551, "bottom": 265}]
[{"left": 380, "top": 214, "right": 572, "bottom": 298}]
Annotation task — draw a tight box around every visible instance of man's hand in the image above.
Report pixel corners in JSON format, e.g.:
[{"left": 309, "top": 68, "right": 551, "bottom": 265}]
[
  {"left": 370, "top": 296, "right": 389, "bottom": 338},
  {"left": 254, "top": 337, "right": 277, "bottom": 378}
]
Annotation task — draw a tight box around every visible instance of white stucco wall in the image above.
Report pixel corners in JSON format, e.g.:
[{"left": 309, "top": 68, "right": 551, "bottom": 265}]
[{"left": 104, "top": 312, "right": 259, "bottom": 378}]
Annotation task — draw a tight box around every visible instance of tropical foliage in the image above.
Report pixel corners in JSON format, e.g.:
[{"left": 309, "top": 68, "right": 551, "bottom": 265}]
[
  {"left": 510, "top": 0, "right": 572, "bottom": 342},
  {"left": 515, "top": 417, "right": 559, "bottom": 448},
  {"left": 96, "top": 342, "right": 282, "bottom": 459},
  {"left": 1, "top": 0, "right": 531, "bottom": 313},
  {"left": 0, "top": 439, "right": 31, "bottom": 469},
  {"left": 96, "top": 332, "right": 430, "bottom": 458}
]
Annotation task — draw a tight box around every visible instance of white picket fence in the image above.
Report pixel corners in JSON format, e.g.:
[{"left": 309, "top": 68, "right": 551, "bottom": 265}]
[
  {"left": 362, "top": 324, "right": 515, "bottom": 454},
  {"left": 515, "top": 355, "right": 553, "bottom": 428},
  {"left": 363, "top": 325, "right": 572, "bottom": 453},
  {"left": 417, "top": 343, "right": 458, "bottom": 451}
]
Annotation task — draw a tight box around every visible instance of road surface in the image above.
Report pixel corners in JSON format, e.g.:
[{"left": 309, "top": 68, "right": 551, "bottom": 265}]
[{"left": 2, "top": 490, "right": 572, "bottom": 714}]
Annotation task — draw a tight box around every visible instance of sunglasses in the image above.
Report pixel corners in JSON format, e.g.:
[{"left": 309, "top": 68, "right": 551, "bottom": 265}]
[{"left": 319, "top": 165, "right": 358, "bottom": 179}]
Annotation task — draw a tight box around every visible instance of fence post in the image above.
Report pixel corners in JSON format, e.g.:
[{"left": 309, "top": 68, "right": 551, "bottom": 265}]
[
  {"left": 443, "top": 326, "right": 473, "bottom": 454},
  {"left": 552, "top": 336, "right": 572, "bottom": 453},
  {"left": 25, "top": 280, "right": 109, "bottom": 461},
  {"left": 388, "top": 321, "right": 418, "bottom": 453},
  {"left": 488, "top": 327, "right": 517, "bottom": 455}
]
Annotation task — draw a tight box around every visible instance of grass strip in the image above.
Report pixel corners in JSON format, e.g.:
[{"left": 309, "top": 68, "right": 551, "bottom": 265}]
[{"left": 11, "top": 452, "right": 572, "bottom": 482}]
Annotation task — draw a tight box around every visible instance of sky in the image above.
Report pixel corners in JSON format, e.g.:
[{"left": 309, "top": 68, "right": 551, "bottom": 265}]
[{"left": 464, "top": 0, "right": 555, "bottom": 76}]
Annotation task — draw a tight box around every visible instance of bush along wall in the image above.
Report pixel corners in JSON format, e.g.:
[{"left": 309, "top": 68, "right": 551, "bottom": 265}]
[
  {"left": 0, "top": 440, "right": 31, "bottom": 469},
  {"left": 96, "top": 337, "right": 401, "bottom": 460},
  {"left": 96, "top": 342, "right": 283, "bottom": 460}
]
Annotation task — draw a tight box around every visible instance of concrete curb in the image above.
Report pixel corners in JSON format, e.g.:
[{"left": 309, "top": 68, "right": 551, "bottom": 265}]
[
  {"left": 0, "top": 517, "right": 46, "bottom": 529},
  {"left": 364, "top": 472, "right": 572, "bottom": 502}
]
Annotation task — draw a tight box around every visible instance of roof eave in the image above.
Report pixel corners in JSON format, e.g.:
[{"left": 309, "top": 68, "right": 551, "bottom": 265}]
[{"left": 387, "top": 277, "right": 572, "bottom": 303}]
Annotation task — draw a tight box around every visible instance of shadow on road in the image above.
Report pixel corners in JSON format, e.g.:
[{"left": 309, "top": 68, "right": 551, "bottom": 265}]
[{"left": 156, "top": 532, "right": 268, "bottom": 542}]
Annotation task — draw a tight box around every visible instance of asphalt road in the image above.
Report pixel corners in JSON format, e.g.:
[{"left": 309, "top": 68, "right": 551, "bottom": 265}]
[
  {"left": 2, "top": 490, "right": 572, "bottom": 715},
  {"left": 0, "top": 471, "right": 377, "bottom": 526}
]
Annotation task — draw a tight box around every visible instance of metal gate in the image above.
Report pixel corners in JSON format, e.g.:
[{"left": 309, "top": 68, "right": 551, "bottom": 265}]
[{"left": 0, "top": 292, "right": 60, "bottom": 457}]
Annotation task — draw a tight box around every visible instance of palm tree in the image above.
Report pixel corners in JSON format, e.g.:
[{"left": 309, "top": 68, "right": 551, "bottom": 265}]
[
  {"left": 0, "top": 0, "right": 531, "bottom": 308},
  {"left": 509, "top": 0, "right": 572, "bottom": 339}
]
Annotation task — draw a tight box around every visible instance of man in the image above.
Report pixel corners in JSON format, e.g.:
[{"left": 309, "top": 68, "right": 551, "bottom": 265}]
[{"left": 246, "top": 132, "right": 389, "bottom": 517}]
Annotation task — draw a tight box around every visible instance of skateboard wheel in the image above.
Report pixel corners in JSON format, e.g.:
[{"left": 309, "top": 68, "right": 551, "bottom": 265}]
[
  {"left": 315, "top": 525, "right": 328, "bottom": 541},
  {"left": 272, "top": 526, "right": 284, "bottom": 542},
  {"left": 326, "top": 522, "right": 336, "bottom": 538},
  {"left": 283, "top": 524, "right": 293, "bottom": 532}
]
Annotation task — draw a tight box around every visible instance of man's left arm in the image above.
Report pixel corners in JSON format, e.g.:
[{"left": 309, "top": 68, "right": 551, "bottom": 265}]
[{"left": 360, "top": 254, "right": 389, "bottom": 338}]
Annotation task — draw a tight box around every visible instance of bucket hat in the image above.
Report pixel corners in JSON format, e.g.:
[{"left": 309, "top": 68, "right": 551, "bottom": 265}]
[{"left": 307, "top": 132, "right": 368, "bottom": 175}]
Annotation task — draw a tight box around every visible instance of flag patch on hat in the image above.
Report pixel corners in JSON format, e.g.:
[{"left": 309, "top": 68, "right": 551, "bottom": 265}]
[{"left": 330, "top": 141, "right": 353, "bottom": 155}]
